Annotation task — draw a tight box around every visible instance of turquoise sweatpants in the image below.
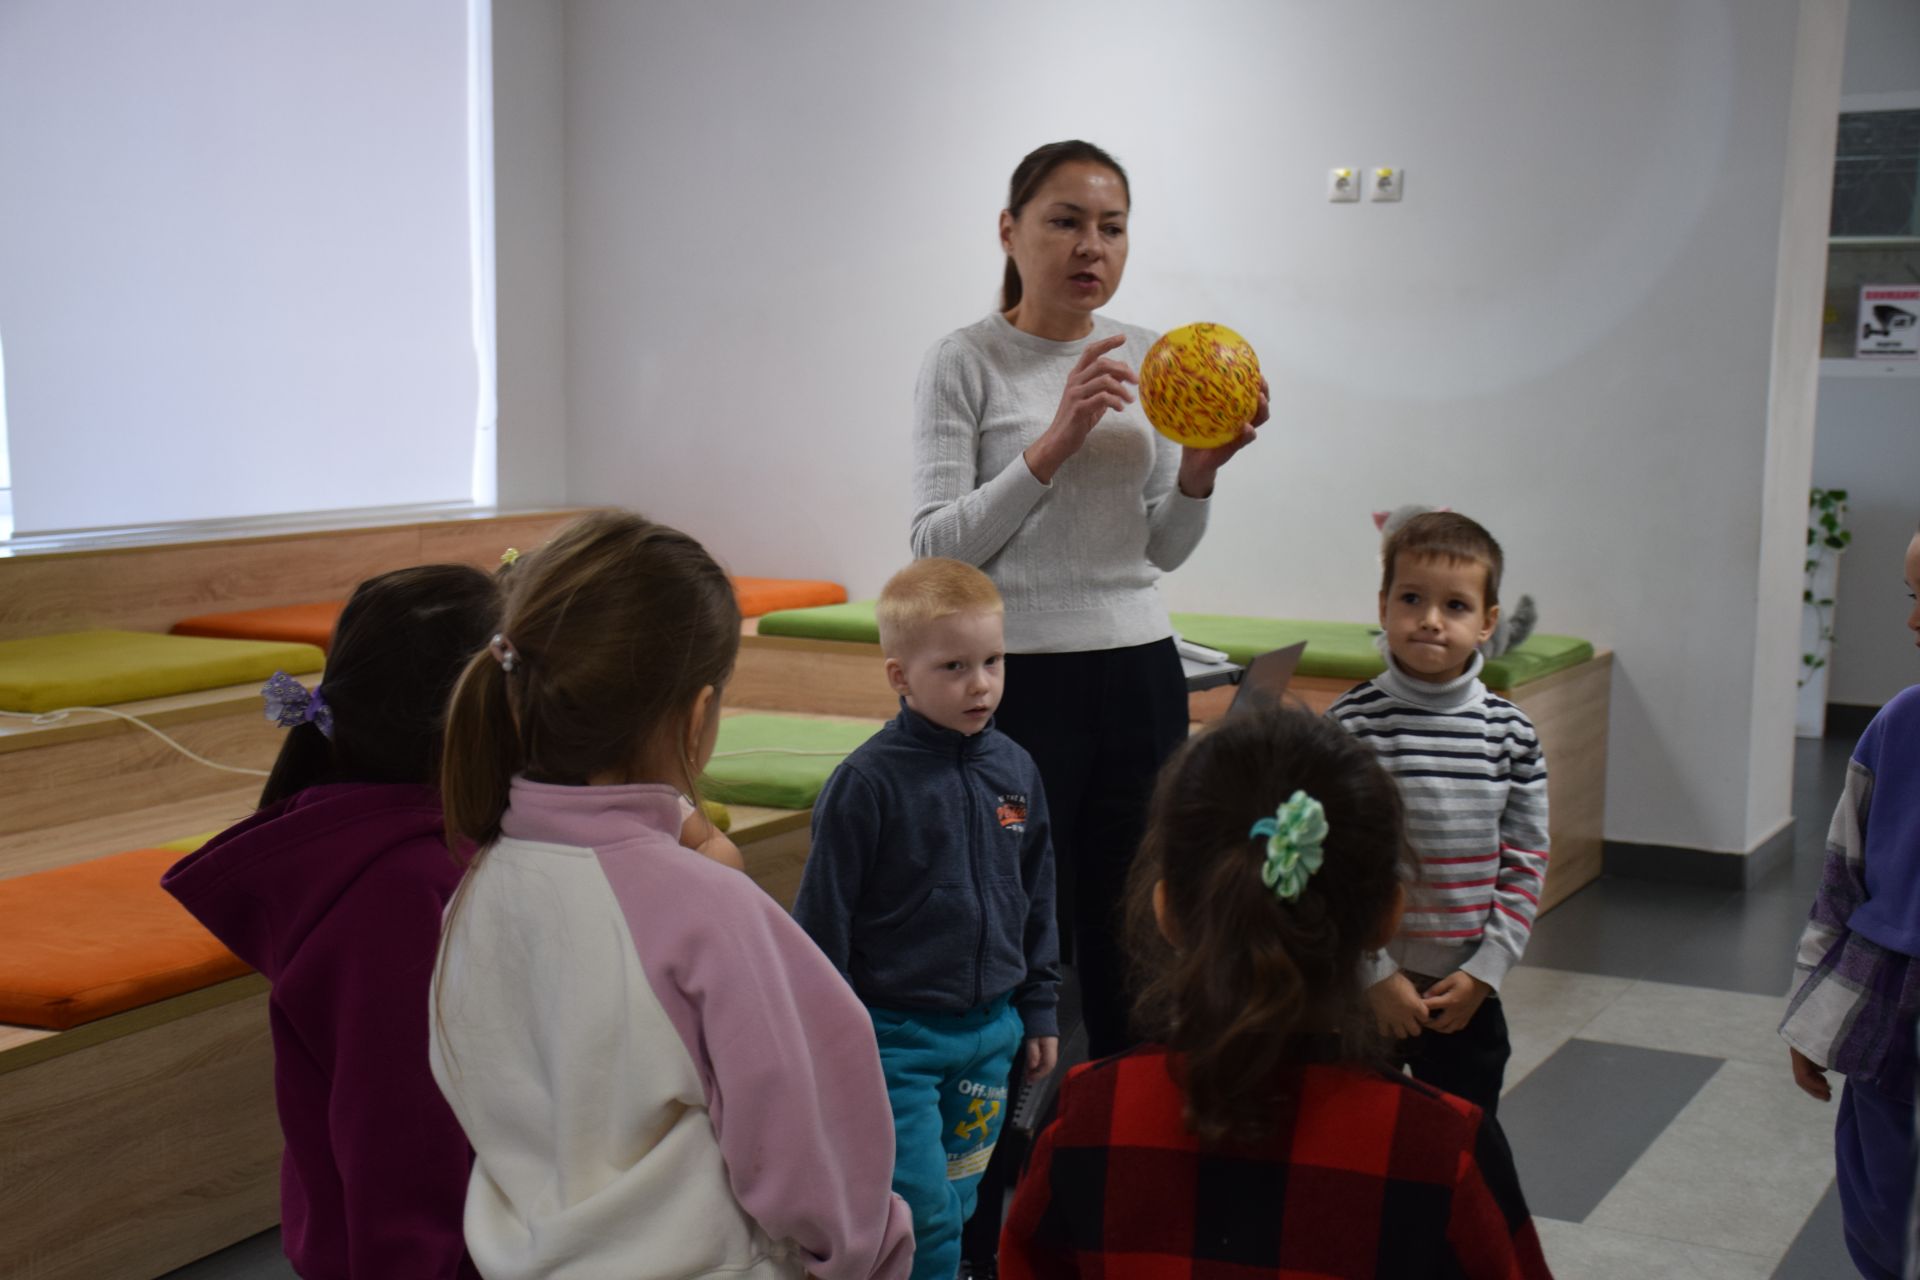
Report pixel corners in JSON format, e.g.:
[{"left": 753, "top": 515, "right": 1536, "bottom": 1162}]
[{"left": 868, "top": 997, "right": 1024, "bottom": 1280}]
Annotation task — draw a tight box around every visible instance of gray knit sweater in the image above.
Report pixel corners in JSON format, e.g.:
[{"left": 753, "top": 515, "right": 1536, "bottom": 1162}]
[
  {"left": 1329, "top": 652, "right": 1552, "bottom": 992},
  {"left": 910, "top": 312, "right": 1210, "bottom": 654}
]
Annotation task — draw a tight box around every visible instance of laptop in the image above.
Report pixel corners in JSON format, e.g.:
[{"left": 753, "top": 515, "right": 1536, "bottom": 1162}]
[{"left": 1227, "top": 641, "right": 1307, "bottom": 713}]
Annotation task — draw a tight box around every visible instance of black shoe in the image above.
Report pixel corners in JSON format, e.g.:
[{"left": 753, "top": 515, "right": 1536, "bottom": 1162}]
[{"left": 959, "top": 1261, "right": 998, "bottom": 1280}]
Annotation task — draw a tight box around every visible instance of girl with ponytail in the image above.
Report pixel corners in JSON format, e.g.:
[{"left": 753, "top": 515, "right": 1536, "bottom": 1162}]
[
  {"left": 999, "top": 706, "right": 1551, "bottom": 1279},
  {"left": 429, "top": 509, "right": 912, "bottom": 1280}
]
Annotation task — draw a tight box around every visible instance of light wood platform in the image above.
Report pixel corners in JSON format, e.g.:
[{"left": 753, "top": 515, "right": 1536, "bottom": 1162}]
[
  {"left": 0, "top": 681, "right": 281, "bottom": 870},
  {"left": 0, "top": 509, "right": 583, "bottom": 641},
  {"left": 0, "top": 977, "right": 279, "bottom": 1280}
]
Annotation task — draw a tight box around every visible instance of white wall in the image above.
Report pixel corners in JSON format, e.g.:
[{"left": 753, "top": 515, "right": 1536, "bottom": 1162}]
[
  {"left": 1808, "top": 0, "right": 1920, "bottom": 709},
  {"left": 1751, "top": 0, "right": 1850, "bottom": 842},
  {"left": 492, "top": 0, "right": 570, "bottom": 508},
  {"left": 1840, "top": 0, "right": 1920, "bottom": 97},
  {"left": 553, "top": 0, "right": 1841, "bottom": 855}
]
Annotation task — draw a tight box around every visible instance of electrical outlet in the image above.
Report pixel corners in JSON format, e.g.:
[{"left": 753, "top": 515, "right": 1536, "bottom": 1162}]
[
  {"left": 1328, "top": 168, "right": 1359, "bottom": 203},
  {"left": 1370, "top": 167, "right": 1404, "bottom": 202}
]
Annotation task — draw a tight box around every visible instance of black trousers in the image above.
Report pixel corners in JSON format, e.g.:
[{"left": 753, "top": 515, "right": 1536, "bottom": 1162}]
[
  {"left": 1398, "top": 978, "right": 1511, "bottom": 1118},
  {"left": 993, "top": 636, "right": 1189, "bottom": 1060},
  {"left": 962, "top": 638, "right": 1187, "bottom": 1267}
]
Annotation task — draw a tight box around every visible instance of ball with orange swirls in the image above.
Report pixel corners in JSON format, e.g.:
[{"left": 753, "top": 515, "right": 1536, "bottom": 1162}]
[{"left": 1137, "top": 323, "right": 1262, "bottom": 449}]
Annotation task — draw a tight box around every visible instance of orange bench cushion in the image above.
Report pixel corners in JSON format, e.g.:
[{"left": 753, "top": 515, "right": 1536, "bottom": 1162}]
[
  {"left": 172, "top": 600, "right": 346, "bottom": 652},
  {"left": 0, "top": 848, "right": 251, "bottom": 1030},
  {"left": 730, "top": 577, "right": 848, "bottom": 619}
]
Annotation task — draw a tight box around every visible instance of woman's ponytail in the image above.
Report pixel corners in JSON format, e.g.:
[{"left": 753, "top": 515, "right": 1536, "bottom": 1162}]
[{"left": 440, "top": 648, "right": 523, "bottom": 853}]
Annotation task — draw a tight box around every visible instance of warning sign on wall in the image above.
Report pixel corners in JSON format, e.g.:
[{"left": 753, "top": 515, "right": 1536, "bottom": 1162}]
[{"left": 1858, "top": 284, "right": 1920, "bottom": 359}]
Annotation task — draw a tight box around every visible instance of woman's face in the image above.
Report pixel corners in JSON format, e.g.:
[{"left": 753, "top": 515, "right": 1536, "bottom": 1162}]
[{"left": 1000, "top": 161, "right": 1130, "bottom": 321}]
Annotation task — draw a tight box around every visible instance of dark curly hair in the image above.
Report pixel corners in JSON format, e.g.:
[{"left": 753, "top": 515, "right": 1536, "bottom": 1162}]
[{"left": 1123, "top": 705, "right": 1412, "bottom": 1146}]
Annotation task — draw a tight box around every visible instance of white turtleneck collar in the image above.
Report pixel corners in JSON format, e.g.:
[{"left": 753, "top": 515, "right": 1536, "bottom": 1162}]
[{"left": 1374, "top": 647, "right": 1487, "bottom": 713}]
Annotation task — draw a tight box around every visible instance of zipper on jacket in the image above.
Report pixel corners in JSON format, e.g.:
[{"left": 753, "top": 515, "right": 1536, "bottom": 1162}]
[{"left": 963, "top": 745, "right": 986, "bottom": 1009}]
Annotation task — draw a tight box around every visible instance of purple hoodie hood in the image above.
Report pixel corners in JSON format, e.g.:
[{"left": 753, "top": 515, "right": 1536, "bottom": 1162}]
[{"left": 163, "top": 782, "right": 451, "bottom": 977}]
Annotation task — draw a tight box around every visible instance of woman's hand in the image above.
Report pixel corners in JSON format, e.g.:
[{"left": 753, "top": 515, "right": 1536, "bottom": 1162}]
[
  {"left": 1176, "top": 376, "right": 1268, "bottom": 498},
  {"left": 1024, "top": 334, "right": 1137, "bottom": 484}
]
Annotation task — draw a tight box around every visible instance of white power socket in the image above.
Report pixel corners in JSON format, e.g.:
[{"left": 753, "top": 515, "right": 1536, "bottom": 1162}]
[
  {"left": 1370, "top": 167, "right": 1404, "bottom": 201},
  {"left": 1328, "top": 167, "right": 1360, "bottom": 203}
]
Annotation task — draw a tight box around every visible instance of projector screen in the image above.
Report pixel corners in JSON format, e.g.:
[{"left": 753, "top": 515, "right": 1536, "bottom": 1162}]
[{"left": 0, "top": 1, "right": 486, "bottom": 535}]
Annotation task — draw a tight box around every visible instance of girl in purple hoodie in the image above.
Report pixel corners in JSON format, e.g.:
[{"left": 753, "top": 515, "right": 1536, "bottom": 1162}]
[{"left": 165, "top": 564, "right": 500, "bottom": 1280}]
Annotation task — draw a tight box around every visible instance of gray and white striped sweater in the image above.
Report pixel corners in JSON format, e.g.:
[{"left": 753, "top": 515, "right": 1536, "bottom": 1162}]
[{"left": 1328, "top": 651, "right": 1550, "bottom": 991}]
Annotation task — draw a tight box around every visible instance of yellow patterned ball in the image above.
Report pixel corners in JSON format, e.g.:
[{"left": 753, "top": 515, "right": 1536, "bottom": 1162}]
[{"left": 1138, "top": 323, "right": 1262, "bottom": 449}]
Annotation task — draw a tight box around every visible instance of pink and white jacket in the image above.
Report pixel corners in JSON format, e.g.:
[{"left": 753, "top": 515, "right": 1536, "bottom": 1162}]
[{"left": 429, "top": 779, "right": 914, "bottom": 1280}]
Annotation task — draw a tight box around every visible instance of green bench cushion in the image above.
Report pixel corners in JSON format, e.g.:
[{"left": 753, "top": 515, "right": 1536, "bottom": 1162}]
[
  {"left": 0, "top": 630, "right": 327, "bottom": 714},
  {"left": 1168, "top": 614, "right": 1593, "bottom": 690},
  {"left": 757, "top": 601, "right": 882, "bottom": 644},
  {"left": 754, "top": 602, "right": 1592, "bottom": 691},
  {"left": 699, "top": 713, "right": 883, "bottom": 810}
]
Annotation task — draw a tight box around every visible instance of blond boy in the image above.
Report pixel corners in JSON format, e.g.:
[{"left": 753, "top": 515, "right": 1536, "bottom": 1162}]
[{"left": 793, "top": 558, "right": 1059, "bottom": 1280}]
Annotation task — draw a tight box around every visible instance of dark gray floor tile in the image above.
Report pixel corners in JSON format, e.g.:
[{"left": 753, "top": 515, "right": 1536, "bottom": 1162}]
[
  {"left": 1772, "top": 1180, "right": 1852, "bottom": 1280},
  {"left": 1523, "top": 878, "right": 1735, "bottom": 982},
  {"left": 158, "top": 1231, "right": 295, "bottom": 1279},
  {"left": 1528, "top": 731, "right": 1859, "bottom": 997},
  {"left": 1500, "top": 1039, "right": 1723, "bottom": 1223}
]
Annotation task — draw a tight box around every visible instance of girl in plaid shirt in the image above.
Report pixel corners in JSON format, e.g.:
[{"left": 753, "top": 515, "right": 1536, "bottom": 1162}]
[
  {"left": 1780, "top": 525, "right": 1920, "bottom": 1280},
  {"left": 1002, "top": 706, "right": 1550, "bottom": 1278}
]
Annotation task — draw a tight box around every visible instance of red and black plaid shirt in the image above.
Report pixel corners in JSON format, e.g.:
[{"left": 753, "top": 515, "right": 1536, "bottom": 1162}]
[{"left": 1002, "top": 1044, "right": 1552, "bottom": 1278}]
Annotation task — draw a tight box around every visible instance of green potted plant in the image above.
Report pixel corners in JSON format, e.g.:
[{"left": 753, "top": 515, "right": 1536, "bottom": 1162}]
[{"left": 1797, "top": 487, "right": 1851, "bottom": 738}]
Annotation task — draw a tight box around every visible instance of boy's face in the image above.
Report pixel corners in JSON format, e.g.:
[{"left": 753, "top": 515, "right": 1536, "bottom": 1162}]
[
  {"left": 1905, "top": 534, "right": 1920, "bottom": 645},
  {"left": 1379, "top": 553, "right": 1500, "bottom": 684},
  {"left": 885, "top": 609, "right": 1006, "bottom": 736}
]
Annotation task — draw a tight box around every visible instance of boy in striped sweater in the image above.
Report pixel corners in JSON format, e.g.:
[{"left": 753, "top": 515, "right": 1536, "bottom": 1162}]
[{"left": 1329, "top": 511, "right": 1549, "bottom": 1116}]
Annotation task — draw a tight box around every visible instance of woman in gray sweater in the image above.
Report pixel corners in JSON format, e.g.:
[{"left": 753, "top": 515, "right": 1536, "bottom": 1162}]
[{"left": 910, "top": 139, "right": 1266, "bottom": 1063}]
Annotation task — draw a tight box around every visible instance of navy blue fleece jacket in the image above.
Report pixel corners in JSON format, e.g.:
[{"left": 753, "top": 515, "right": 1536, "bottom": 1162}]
[{"left": 792, "top": 704, "right": 1060, "bottom": 1038}]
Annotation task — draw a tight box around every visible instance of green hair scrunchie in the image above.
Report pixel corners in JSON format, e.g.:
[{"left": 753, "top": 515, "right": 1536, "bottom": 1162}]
[{"left": 1249, "top": 790, "right": 1329, "bottom": 902}]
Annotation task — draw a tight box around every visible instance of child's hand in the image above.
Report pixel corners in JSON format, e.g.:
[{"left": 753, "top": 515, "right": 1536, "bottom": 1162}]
[
  {"left": 679, "top": 808, "right": 746, "bottom": 872},
  {"left": 1025, "top": 1035, "right": 1060, "bottom": 1081},
  {"left": 1789, "top": 1047, "right": 1832, "bottom": 1102},
  {"left": 695, "top": 831, "right": 746, "bottom": 872},
  {"left": 1368, "top": 971, "right": 1429, "bottom": 1039},
  {"left": 1422, "top": 971, "right": 1491, "bottom": 1033}
]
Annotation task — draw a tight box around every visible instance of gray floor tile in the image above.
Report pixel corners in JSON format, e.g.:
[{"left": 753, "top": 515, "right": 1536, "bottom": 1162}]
[
  {"left": 1535, "top": 1217, "right": 1775, "bottom": 1279},
  {"left": 1771, "top": 1181, "right": 1851, "bottom": 1280},
  {"left": 1523, "top": 877, "right": 1737, "bottom": 983},
  {"left": 1577, "top": 979, "right": 1794, "bottom": 1068},
  {"left": 1502, "top": 1038, "right": 1724, "bottom": 1223},
  {"left": 1586, "top": 1060, "right": 1836, "bottom": 1259},
  {"left": 1500, "top": 966, "right": 1634, "bottom": 1091},
  {"left": 157, "top": 1231, "right": 295, "bottom": 1279}
]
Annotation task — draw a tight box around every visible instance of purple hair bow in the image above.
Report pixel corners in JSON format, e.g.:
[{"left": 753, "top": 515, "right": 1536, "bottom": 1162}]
[{"left": 263, "top": 670, "right": 334, "bottom": 739}]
